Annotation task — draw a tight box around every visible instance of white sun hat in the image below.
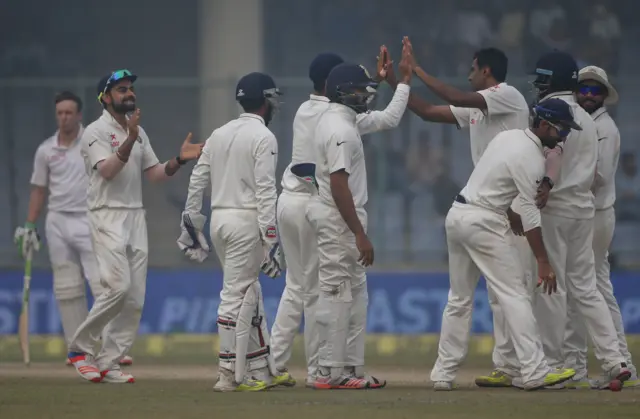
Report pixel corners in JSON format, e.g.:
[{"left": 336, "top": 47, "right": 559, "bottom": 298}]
[{"left": 578, "top": 65, "right": 618, "bottom": 105}]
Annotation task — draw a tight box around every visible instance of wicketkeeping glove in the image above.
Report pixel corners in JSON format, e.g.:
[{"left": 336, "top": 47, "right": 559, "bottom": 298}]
[
  {"left": 14, "top": 222, "right": 41, "bottom": 259},
  {"left": 177, "top": 212, "right": 210, "bottom": 263},
  {"left": 261, "top": 240, "right": 284, "bottom": 278}
]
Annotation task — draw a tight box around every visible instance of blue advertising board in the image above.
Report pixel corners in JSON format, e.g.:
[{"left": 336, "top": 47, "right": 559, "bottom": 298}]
[{"left": 2, "top": 270, "right": 640, "bottom": 335}]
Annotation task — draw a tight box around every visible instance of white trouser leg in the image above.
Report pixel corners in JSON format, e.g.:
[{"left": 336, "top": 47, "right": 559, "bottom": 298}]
[
  {"left": 308, "top": 201, "right": 366, "bottom": 379},
  {"left": 491, "top": 233, "right": 536, "bottom": 377},
  {"left": 69, "top": 209, "right": 142, "bottom": 360},
  {"left": 271, "top": 192, "right": 319, "bottom": 378},
  {"left": 571, "top": 217, "right": 625, "bottom": 369},
  {"left": 534, "top": 213, "right": 569, "bottom": 369},
  {"left": 432, "top": 205, "right": 549, "bottom": 384},
  {"left": 46, "top": 212, "right": 88, "bottom": 346},
  {"left": 93, "top": 210, "right": 148, "bottom": 371},
  {"left": 346, "top": 277, "right": 368, "bottom": 372},
  {"left": 211, "top": 209, "right": 265, "bottom": 380}
]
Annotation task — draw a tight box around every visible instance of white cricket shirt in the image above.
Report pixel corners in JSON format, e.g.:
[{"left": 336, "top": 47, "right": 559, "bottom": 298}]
[
  {"left": 540, "top": 92, "right": 598, "bottom": 219},
  {"left": 591, "top": 107, "right": 620, "bottom": 210},
  {"left": 30, "top": 126, "right": 88, "bottom": 213},
  {"left": 459, "top": 129, "right": 546, "bottom": 232},
  {"left": 82, "top": 110, "right": 160, "bottom": 211},
  {"left": 450, "top": 82, "right": 530, "bottom": 165},
  {"left": 314, "top": 104, "right": 368, "bottom": 209},
  {"left": 281, "top": 83, "right": 410, "bottom": 194},
  {"left": 184, "top": 113, "right": 278, "bottom": 238}
]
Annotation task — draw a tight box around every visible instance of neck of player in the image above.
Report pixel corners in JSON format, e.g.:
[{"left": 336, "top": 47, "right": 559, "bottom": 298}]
[{"left": 58, "top": 125, "right": 80, "bottom": 147}]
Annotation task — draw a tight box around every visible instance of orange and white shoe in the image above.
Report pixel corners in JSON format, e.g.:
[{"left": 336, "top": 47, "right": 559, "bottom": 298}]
[
  {"left": 100, "top": 368, "right": 135, "bottom": 384},
  {"left": 67, "top": 352, "right": 102, "bottom": 383},
  {"left": 119, "top": 356, "right": 133, "bottom": 366},
  {"left": 314, "top": 373, "right": 369, "bottom": 390}
]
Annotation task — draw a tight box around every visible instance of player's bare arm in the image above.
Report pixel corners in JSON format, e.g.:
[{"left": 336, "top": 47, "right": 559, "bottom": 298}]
[
  {"left": 26, "top": 186, "right": 46, "bottom": 224},
  {"left": 330, "top": 170, "right": 374, "bottom": 266},
  {"left": 384, "top": 48, "right": 456, "bottom": 124},
  {"left": 536, "top": 145, "right": 563, "bottom": 209},
  {"left": 94, "top": 109, "right": 141, "bottom": 180},
  {"left": 506, "top": 207, "right": 524, "bottom": 236},
  {"left": 403, "top": 37, "right": 487, "bottom": 110}
]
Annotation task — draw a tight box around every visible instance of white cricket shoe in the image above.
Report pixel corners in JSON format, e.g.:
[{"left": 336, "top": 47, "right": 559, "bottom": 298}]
[
  {"left": 433, "top": 381, "right": 454, "bottom": 391},
  {"left": 68, "top": 352, "right": 102, "bottom": 383},
  {"left": 100, "top": 368, "right": 135, "bottom": 383},
  {"left": 212, "top": 367, "right": 267, "bottom": 392}
]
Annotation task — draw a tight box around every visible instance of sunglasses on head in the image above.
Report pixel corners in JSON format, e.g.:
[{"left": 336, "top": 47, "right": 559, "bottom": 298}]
[
  {"left": 578, "top": 85, "right": 604, "bottom": 96},
  {"left": 97, "top": 69, "right": 134, "bottom": 102}
]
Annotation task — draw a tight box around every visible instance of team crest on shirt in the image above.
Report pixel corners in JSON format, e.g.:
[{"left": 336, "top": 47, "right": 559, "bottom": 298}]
[{"left": 265, "top": 226, "right": 277, "bottom": 239}]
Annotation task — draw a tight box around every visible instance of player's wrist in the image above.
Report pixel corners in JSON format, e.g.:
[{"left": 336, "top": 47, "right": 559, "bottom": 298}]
[
  {"left": 24, "top": 221, "right": 36, "bottom": 229},
  {"left": 176, "top": 156, "right": 187, "bottom": 165}
]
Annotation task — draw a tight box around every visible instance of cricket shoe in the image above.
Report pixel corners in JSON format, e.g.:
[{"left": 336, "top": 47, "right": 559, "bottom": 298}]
[
  {"left": 313, "top": 373, "right": 369, "bottom": 390},
  {"left": 100, "top": 368, "right": 135, "bottom": 384},
  {"left": 433, "top": 381, "right": 456, "bottom": 391},
  {"left": 344, "top": 368, "right": 386, "bottom": 389},
  {"left": 474, "top": 370, "right": 514, "bottom": 388},
  {"left": 564, "top": 377, "right": 592, "bottom": 389},
  {"left": 67, "top": 352, "right": 102, "bottom": 383},
  {"left": 66, "top": 355, "right": 133, "bottom": 367},
  {"left": 306, "top": 375, "right": 317, "bottom": 389},
  {"left": 524, "top": 368, "right": 576, "bottom": 391},
  {"left": 212, "top": 367, "right": 268, "bottom": 392},
  {"left": 253, "top": 367, "right": 296, "bottom": 388},
  {"left": 590, "top": 363, "right": 633, "bottom": 389}
]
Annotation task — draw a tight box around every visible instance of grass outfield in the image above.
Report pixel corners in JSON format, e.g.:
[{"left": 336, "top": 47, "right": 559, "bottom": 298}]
[{"left": 1, "top": 335, "right": 640, "bottom": 419}]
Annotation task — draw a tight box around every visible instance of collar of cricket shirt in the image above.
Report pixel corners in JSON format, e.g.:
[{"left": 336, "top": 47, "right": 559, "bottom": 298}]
[
  {"left": 524, "top": 128, "right": 543, "bottom": 152},
  {"left": 54, "top": 124, "right": 84, "bottom": 149},
  {"left": 239, "top": 113, "right": 265, "bottom": 125},
  {"left": 101, "top": 109, "right": 130, "bottom": 133},
  {"left": 309, "top": 94, "right": 330, "bottom": 102},
  {"left": 591, "top": 106, "right": 608, "bottom": 121}
]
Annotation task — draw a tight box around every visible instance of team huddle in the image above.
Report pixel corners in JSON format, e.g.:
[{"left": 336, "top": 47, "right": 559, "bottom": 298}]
[{"left": 14, "top": 36, "right": 635, "bottom": 392}]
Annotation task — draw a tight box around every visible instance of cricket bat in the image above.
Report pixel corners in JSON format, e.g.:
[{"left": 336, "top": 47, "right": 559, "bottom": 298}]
[{"left": 18, "top": 246, "right": 33, "bottom": 366}]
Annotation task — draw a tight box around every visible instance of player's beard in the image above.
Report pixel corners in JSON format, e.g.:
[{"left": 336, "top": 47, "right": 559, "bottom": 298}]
[
  {"left": 112, "top": 97, "right": 136, "bottom": 114},
  {"left": 578, "top": 97, "right": 603, "bottom": 114}
]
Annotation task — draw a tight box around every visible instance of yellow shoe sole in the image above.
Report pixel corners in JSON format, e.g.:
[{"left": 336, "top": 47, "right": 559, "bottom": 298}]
[
  {"left": 272, "top": 372, "right": 296, "bottom": 388},
  {"left": 236, "top": 381, "right": 269, "bottom": 392},
  {"left": 624, "top": 379, "right": 640, "bottom": 388},
  {"left": 543, "top": 369, "right": 576, "bottom": 387},
  {"left": 475, "top": 376, "right": 512, "bottom": 388}
]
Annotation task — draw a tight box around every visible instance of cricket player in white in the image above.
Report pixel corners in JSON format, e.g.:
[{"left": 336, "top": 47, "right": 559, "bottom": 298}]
[
  {"left": 305, "top": 51, "right": 412, "bottom": 389},
  {"left": 67, "top": 70, "right": 203, "bottom": 383},
  {"left": 394, "top": 38, "right": 546, "bottom": 387},
  {"left": 178, "top": 72, "right": 293, "bottom": 392},
  {"left": 563, "top": 66, "right": 639, "bottom": 388},
  {"left": 530, "top": 52, "right": 631, "bottom": 389},
  {"left": 431, "top": 98, "right": 581, "bottom": 391},
  {"left": 14, "top": 91, "right": 131, "bottom": 367},
  {"left": 271, "top": 49, "right": 410, "bottom": 387}
]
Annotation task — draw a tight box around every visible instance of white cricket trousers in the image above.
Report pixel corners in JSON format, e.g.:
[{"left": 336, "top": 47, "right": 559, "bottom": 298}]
[
  {"left": 563, "top": 207, "right": 634, "bottom": 379},
  {"left": 211, "top": 209, "right": 270, "bottom": 373},
  {"left": 306, "top": 200, "right": 368, "bottom": 373},
  {"left": 46, "top": 211, "right": 104, "bottom": 345},
  {"left": 271, "top": 191, "right": 319, "bottom": 379},
  {"left": 490, "top": 234, "right": 537, "bottom": 377},
  {"left": 431, "top": 203, "right": 550, "bottom": 385},
  {"left": 533, "top": 212, "right": 624, "bottom": 373},
  {"left": 69, "top": 208, "right": 148, "bottom": 371}
]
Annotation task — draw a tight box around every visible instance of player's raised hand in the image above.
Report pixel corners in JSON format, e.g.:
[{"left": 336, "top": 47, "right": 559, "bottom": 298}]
[
  {"left": 536, "top": 260, "right": 557, "bottom": 295},
  {"left": 127, "top": 108, "right": 141, "bottom": 140},
  {"left": 355, "top": 232, "right": 374, "bottom": 267},
  {"left": 179, "top": 133, "right": 204, "bottom": 161},
  {"left": 398, "top": 37, "right": 414, "bottom": 83},
  {"left": 375, "top": 45, "right": 392, "bottom": 81}
]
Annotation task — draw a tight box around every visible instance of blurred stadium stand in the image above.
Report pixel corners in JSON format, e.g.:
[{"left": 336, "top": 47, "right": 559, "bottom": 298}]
[{"left": 1, "top": 0, "right": 639, "bottom": 271}]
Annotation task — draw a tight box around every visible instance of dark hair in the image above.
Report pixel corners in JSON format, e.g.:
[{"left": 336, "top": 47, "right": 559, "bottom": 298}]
[
  {"left": 474, "top": 48, "right": 508, "bottom": 83},
  {"left": 238, "top": 98, "right": 265, "bottom": 113},
  {"left": 55, "top": 91, "right": 83, "bottom": 112}
]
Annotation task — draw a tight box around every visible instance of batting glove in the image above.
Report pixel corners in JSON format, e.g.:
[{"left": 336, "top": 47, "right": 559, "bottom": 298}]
[
  {"left": 177, "top": 212, "right": 210, "bottom": 263},
  {"left": 14, "top": 222, "right": 41, "bottom": 259}
]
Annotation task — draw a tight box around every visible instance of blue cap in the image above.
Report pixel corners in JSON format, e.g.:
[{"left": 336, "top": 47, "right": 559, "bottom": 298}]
[
  {"left": 309, "top": 53, "right": 344, "bottom": 88},
  {"left": 534, "top": 98, "right": 582, "bottom": 131},
  {"left": 236, "top": 72, "right": 281, "bottom": 101},
  {"left": 325, "top": 63, "right": 377, "bottom": 101}
]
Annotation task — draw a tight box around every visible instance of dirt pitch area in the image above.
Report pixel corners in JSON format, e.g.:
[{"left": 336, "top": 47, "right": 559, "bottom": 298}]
[{"left": 1, "top": 363, "right": 639, "bottom": 419}]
